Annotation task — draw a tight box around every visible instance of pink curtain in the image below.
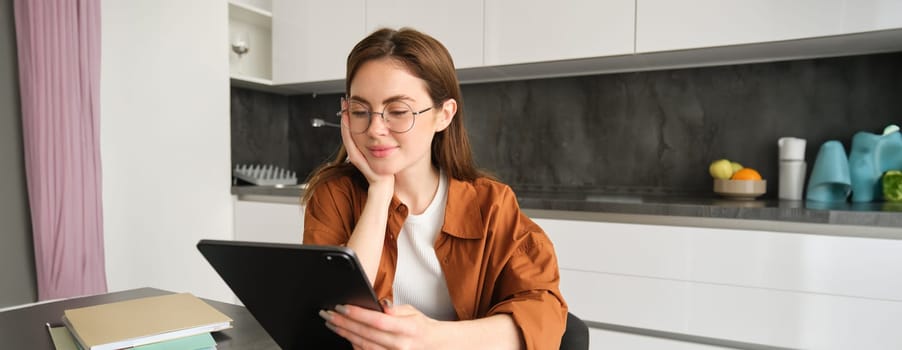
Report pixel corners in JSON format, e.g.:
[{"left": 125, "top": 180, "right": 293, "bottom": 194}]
[{"left": 14, "top": 0, "right": 107, "bottom": 300}]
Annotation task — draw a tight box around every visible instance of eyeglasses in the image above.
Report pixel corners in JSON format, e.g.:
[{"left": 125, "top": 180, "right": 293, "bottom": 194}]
[{"left": 337, "top": 97, "right": 433, "bottom": 134}]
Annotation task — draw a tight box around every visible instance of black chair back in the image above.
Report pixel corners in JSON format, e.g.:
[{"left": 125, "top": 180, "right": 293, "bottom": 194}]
[{"left": 560, "top": 312, "right": 589, "bottom": 350}]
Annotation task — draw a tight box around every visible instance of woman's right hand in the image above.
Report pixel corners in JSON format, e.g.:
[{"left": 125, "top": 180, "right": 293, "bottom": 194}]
[{"left": 340, "top": 100, "right": 395, "bottom": 193}]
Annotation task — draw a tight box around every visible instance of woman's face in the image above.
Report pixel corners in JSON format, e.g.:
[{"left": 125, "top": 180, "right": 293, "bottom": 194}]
[{"left": 346, "top": 58, "right": 454, "bottom": 177}]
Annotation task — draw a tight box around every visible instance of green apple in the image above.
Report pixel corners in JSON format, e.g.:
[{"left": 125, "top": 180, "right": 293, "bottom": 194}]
[
  {"left": 709, "top": 159, "right": 734, "bottom": 179},
  {"left": 883, "top": 170, "right": 902, "bottom": 202}
]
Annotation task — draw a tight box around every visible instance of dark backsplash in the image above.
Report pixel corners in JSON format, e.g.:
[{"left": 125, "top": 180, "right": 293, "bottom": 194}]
[{"left": 231, "top": 51, "right": 902, "bottom": 196}]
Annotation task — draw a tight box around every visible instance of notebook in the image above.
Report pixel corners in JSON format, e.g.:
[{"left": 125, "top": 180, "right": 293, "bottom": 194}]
[
  {"left": 197, "top": 239, "right": 383, "bottom": 350},
  {"left": 61, "top": 293, "right": 231, "bottom": 350},
  {"left": 48, "top": 325, "right": 216, "bottom": 350}
]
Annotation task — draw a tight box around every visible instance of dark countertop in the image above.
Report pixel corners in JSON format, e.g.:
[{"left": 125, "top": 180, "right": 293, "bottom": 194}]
[
  {"left": 513, "top": 189, "right": 902, "bottom": 228},
  {"left": 231, "top": 185, "right": 902, "bottom": 231}
]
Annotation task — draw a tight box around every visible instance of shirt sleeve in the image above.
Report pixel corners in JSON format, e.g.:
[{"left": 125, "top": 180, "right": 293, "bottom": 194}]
[
  {"left": 485, "top": 189, "right": 568, "bottom": 350},
  {"left": 303, "top": 180, "right": 353, "bottom": 246}
]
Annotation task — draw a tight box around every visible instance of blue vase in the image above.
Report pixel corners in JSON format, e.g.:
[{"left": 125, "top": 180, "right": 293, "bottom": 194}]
[
  {"left": 848, "top": 127, "right": 902, "bottom": 202},
  {"left": 806, "top": 141, "right": 851, "bottom": 202}
]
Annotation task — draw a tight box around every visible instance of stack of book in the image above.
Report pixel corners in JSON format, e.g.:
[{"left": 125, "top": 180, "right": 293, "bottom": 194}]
[{"left": 48, "top": 293, "right": 232, "bottom": 350}]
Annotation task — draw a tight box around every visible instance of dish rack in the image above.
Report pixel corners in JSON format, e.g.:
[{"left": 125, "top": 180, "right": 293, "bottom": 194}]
[{"left": 233, "top": 164, "right": 297, "bottom": 186}]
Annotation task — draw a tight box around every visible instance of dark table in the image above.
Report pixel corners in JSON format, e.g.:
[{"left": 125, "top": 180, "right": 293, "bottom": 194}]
[{"left": 0, "top": 287, "right": 279, "bottom": 349}]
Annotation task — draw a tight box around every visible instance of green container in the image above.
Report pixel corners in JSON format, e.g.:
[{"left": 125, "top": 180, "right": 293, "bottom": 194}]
[{"left": 883, "top": 170, "right": 902, "bottom": 202}]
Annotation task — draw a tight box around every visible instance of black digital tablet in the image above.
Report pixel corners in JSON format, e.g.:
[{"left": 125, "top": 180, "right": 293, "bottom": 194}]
[{"left": 197, "top": 239, "right": 382, "bottom": 349}]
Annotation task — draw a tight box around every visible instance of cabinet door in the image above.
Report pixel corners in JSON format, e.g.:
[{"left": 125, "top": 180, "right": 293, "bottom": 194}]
[
  {"left": 272, "top": 0, "right": 365, "bottom": 84},
  {"left": 233, "top": 199, "right": 304, "bottom": 244},
  {"left": 229, "top": 1, "right": 273, "bottom": 82},
  {"left": 636, "top": 0, "right": 902, "bottom": 53},
  {"left": 842, "top": 0, "right": 902, "bottom": 34},
  {"left": 536, "top": 218, "right": 902, "bottom": 349},
  {"left": 484, "top": 0, "right": 634, "bottom": 66},
  {"left": 366, "top": 0, "right": 483, "bottom": 69}
]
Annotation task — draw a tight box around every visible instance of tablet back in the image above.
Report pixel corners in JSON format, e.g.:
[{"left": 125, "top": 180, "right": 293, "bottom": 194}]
[{"left": 197, "top": 239, "right": 381, "bottom": 349}]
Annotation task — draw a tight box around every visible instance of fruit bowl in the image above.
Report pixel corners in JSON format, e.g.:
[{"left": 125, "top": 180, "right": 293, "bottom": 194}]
[{"left": 714, "top": 179, "right": 766, "bottom": 200}]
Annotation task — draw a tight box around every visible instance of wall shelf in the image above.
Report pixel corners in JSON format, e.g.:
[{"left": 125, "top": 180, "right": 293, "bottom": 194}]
[
  {"left": 228, "top": 0, "right": 272, "bottom": 83},
  {"left": 228, "top": 1, "right": 271, "bottom": 29},
  {"left": 230, "top": 75, "right": 292, "bottom": 94}
]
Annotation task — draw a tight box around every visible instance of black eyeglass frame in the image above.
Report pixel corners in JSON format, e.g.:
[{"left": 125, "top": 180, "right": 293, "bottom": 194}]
[{"left": 336, "top": 97, "right": 434, "bottom": 134}]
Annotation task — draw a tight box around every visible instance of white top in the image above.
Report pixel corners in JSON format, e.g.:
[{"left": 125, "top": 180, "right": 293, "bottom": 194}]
[{"left": 392, "top": 171, "right": 457, "bottom": 321}]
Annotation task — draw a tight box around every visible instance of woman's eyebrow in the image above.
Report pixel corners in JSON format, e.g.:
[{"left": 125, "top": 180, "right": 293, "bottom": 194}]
[
  {"left": 348, "top": 95, "right": 415, "bottom": 106},
  {"left": 348, "top": 95, "right": 369, "bottom": 105},
  {"left": 382, "top": 95, "right": 415, "bottom": 104}
]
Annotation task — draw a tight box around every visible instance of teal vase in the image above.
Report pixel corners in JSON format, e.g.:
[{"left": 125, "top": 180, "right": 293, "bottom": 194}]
[
  {"left": 806, "top": 141, "right": 851, "bottom": 202},
  {"left": 848, "top": 127, "right": 902, "bottom": 202}
]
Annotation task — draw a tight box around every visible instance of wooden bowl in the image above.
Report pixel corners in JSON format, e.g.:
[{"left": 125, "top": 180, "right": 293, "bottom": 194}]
[{"left": 714, "top": 179, "right": 766, "bottom": 200}]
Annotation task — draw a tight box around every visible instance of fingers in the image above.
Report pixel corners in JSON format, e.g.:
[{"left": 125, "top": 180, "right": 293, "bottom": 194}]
[
  {"left": 379, "top": 298, "right": 393, "bottom": 313},
  {"left": 320, "top": 306, "right": 404, "bottom": 348},
  {"left": 338, "top": 102, "right": 362, "bottom": 163},
  {"left": 384, "top": 303, "right": 419, "bottom": 316},
  {"left": 319, "top": 304, "right": 438, "bottom": 349},
  {"left": 340, "top": 113, "right": 361, "bottom": 162},
  {"left": 339, "top": 110, "right": 377, "bottom": 180},
  {"left": 341, "top": 304, "right": 405, "bottom": 333},
  {"left": 326, "top": 315, "right": 388, "bottom": 350}
]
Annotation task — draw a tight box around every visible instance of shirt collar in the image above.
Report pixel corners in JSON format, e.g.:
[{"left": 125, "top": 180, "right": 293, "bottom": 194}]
[{"left": 441, "top": 177, "right": 485, "bottom": 239}]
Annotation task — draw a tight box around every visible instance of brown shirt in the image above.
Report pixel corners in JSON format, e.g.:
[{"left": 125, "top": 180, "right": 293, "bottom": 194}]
[{"left": 303, "top": 175, "right": 568, "bottom": 349}]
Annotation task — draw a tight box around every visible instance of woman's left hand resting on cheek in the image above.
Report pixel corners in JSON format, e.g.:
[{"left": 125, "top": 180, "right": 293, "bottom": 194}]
[{"left": 319, "top": 303, "right": 523, "bottom": 350}]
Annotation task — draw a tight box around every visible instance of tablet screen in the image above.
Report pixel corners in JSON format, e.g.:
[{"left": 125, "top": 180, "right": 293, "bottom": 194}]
[{"left": 198, "top": 239, "right": 382, "bottom": 349}]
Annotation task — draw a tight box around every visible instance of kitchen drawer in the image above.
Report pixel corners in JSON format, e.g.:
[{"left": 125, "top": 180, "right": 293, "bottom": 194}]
[
  {"left": 560, "top": 269, "right": 902, "bottom": 349},
  {"left": 538, "top": 218, "right": 902, "bottom": 301}
]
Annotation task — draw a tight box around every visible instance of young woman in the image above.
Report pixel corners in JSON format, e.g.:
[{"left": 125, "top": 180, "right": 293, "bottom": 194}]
[{"left": 304, "top": 28, "right": 567, "bottom": 349}]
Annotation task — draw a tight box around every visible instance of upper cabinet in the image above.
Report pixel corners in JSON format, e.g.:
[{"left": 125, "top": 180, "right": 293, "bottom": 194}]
[
  {"left": 636, "top": 0, "right": 902, "bottom": 53},
  {"left": 366, "top": 0, "right": 484, "bottom": 69},
  {"left": 271, "top": 0, "right": 482, "bottom": 89},
  {"left": 253, "top": 0, "right": 902, "bottom": 94},
  {"left": 272, "top": 0, "right": 365, "bottom": 86},
  {"left": 229, "top": 0, "right": 273, "bottom": 87},
  {"left": 484, "top": 0, "right": 634, "bottom": 65}
]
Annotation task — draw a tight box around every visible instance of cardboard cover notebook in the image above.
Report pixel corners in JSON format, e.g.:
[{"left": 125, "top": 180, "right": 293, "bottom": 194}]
[{"left": 62, "top": 293, "right": 231, "bottom": 350}]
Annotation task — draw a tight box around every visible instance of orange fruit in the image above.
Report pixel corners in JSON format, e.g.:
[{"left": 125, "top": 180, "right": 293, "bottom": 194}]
[{"left": 731, "top": 168, "right": 762, "bottom": 180}]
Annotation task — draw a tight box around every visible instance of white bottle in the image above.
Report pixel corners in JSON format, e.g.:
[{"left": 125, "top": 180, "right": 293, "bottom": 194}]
[{"left": 778, "top": 137, "right": 807, "bottom": 200}]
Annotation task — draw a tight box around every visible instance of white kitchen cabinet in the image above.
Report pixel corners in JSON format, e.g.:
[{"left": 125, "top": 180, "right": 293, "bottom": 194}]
[
  {"left": 233, "top": 197, "right": 304, "bottom": 244},
  {"left": 843, "top": 0, "right": 902, "bottom": 33},
  {"left": 536, "top": 218, "right": 902, "bottom": 349},
  {"left": 257, "top": 0, "right": 902, "bottom": 93},
  {"left": 483, "top": 0, "right": 634, "bottom": 66},
  {"left": 636, "top": 0, "right": 902, "bottom": 53},
  {"left": 229, "top": 0, "right": 273, "bottom": 84},
  {"left": 272, "top": 0, "right": 365, "bottom": 85},
  {"left": 365, "top": 0, "right": 483, "bottom": 69}
]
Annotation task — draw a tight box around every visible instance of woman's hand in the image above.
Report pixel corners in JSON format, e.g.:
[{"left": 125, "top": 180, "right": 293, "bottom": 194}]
[
  {"left": 320, "top": 303, "right": 444, "bottom": 350},
  {"left": 319, "top": 303, "right": 523, "bottom": 350},
  {"left": 338, "top": 99, "right": 395, "bottom": 285},
  {"left": 340, "top": 100, "right": 394, "bottom": 192}
]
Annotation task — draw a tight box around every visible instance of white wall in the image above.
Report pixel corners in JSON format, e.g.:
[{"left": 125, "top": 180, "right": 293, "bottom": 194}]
[{"left": 101, "top": 0, "right": 234, "bottom": 302}]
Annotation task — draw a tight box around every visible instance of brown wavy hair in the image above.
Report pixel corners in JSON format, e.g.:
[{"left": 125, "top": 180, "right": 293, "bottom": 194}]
[{"left": 303, "top": 28, "right": 490, "bottom": 204}]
